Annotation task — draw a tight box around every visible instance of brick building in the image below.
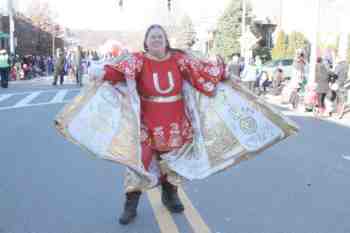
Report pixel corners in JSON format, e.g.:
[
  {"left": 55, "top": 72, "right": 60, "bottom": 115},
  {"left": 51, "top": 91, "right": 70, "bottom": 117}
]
[{"left": 0, "top": 13, "right": 64, "bottom": 56}]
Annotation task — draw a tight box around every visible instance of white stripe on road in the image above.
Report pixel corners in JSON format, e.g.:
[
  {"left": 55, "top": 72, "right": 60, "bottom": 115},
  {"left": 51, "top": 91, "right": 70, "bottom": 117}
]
[
  {"left": 0, "top": 89, "right": 78, "bottom": 111},
  {"left": 50, "top": 89, "right": 69, "bottom": 103},
  {"left": 0, "top": 100, "right": 70, "bottom": 111},
  {"left": 0, "top": 94, "right": 13, "bottom": 103},
  {"left": 0, "top": 88, "right": 80, "bottom": 96},
  {"left": 13, "top": 92, "right": 42, "bottom": 107}
]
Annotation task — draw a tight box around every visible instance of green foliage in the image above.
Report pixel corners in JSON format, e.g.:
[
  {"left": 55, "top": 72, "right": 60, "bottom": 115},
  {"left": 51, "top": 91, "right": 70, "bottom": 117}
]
[
  {"left": 213, "top": 0, "right": 252, "bottom": 59},
  {"left": 176, "top": 14, "right": 197, "bottom": 49},
  {"left": 25, "top": 0, "right": 56, "bottom": 26},
  {"left": 271, "top": 30, "right": 287, "bottom": 59},
  {"left": 253, "top": 47, "right": 271, "bottom": 63},
  {"left": 271, "top": 30, "right": 309, "bottom": 60},
  {"left": 285, "top": 31, "right": 309, "bottom": 58}
]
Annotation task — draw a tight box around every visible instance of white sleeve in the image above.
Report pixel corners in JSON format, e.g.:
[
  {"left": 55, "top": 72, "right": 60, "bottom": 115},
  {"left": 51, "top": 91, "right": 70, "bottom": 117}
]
[{"left": 88, "top": 61, "right": 106, "bottom": 81}]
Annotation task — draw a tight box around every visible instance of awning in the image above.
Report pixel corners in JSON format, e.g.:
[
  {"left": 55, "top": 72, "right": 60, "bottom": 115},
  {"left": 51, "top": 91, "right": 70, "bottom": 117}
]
[{"left": 0, "top": 32, "right": 9, "bottom": 39}]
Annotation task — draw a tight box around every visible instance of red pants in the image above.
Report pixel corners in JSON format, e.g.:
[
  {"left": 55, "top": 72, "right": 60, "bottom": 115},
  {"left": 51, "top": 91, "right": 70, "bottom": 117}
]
[{"left": 141, "top": 143, "right": 167, "bottom": 183}]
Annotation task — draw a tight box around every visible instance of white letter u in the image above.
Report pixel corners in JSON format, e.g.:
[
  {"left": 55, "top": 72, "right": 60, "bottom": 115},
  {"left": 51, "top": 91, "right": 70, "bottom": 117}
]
[{"left": 153, "top": 72, "right": 175, "bottom": 94}]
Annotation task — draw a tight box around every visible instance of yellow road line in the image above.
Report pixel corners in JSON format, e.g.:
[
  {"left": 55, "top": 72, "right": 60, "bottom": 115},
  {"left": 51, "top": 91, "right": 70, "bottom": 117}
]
[
  {"left": 147, "top": 188, "right": 180, "bottom": 233},
  {"left": 178, "top": 187, "right": 212, "bottom": 233}
]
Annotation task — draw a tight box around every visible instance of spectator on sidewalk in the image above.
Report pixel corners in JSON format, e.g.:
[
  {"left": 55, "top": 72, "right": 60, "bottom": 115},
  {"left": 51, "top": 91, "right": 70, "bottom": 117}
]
[
  {"left": 241, "top": 61, "right": 258, "bottom": 92},
  {"left": 0, "top": 49, "right": 11, "bottom": 88},
  {"left": 334, "top": 55, "right": 349, "bottom": 89},
  {"left": 258, "top": 71, "right": 271, "bottom": 95},
  {"left": 226, "top": 54, "right": 241, "bottom": 81},
  {"left": 273, "top": 68, "right": 283, "bottom": 87},
  {"left": 47, "top": 56, "right": 54, "bottom": 76},
  {"left": 314, "top": 57, "right": 330, "bottom": 112}
]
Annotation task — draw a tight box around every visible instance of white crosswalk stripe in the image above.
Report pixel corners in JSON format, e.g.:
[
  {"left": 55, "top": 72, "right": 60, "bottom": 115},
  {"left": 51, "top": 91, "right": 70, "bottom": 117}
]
[
  {"left": 13, "top": 92, "right": 42, "bottom": 108},
  {"left": 50, "top": 90, "right": 69, "bottom": 104},
  {"left": 0, "top": 93, "right": 13, "bottom": 102},
  {"left": 0, "top": 89, "right": 80, "bottom": 111}
]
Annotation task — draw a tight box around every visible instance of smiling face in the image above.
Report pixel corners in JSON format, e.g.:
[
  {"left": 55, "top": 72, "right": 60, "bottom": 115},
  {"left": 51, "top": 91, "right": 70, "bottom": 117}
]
[{"left": 144, "top": 26, "right": 168, "bottom": 56}]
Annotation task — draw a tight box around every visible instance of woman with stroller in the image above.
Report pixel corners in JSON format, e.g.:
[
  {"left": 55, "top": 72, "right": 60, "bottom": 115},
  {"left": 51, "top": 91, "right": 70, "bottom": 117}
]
[{"left": 281, "top": 49, "right": 308, "bottom": 108}]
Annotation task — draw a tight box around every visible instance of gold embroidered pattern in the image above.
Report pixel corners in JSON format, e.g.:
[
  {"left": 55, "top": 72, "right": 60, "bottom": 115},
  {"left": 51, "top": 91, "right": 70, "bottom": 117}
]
[
  {"left": 169, "top": 123, "right": 183, "bottom": 147},
  {"left": 200, "top": 99, "right": 245, "bottom": 167}
]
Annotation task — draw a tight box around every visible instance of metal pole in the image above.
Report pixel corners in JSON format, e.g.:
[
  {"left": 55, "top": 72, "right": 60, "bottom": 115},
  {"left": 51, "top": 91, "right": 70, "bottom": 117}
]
[
  {"left": 8, "top": 0, "right": 15, "bottom": 54},
  {"left": 337, "top": 1, "right": 348, "bottom": 61},
  {"left": 52, "top": 32, "right": 55, "bottom": 58},
  {"left": 241, "top": 0, "right": 246, "bottom": 57},
  {"left": 309, "top": 0, "right": 321, "bottom": 83},
  {"left": 279, "top": 0, "right": 283, "bottom": 28}
]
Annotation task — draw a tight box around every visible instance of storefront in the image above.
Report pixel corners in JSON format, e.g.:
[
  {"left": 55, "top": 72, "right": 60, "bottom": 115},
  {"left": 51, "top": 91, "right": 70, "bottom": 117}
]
[{"left": 0, "top": 31, "right": 9, "bottom": 50}]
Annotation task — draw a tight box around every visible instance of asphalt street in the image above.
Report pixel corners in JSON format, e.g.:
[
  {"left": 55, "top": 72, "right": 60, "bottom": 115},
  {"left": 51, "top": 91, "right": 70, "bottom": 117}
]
[{"left": 1, "top": 78, "right": 350, "bottom": 233}]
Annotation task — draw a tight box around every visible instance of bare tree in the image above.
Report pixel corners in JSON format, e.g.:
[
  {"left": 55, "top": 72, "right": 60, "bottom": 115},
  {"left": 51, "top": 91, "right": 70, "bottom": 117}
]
[
  {"left": 25, "top": 0, "right": 57, "bottom": 28},
  {"left": 175, "top": 14, "right": 197, "bottom": 49}
]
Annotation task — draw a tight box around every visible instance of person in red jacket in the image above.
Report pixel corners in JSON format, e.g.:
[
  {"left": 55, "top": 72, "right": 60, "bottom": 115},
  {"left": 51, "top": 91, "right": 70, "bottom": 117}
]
[{"left": 102, "top": 24, "right": 226, "bottom": 225}]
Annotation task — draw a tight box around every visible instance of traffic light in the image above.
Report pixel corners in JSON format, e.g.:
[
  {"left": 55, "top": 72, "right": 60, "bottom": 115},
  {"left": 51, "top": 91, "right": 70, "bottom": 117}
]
[{"left": 168, "top": 0, "right": 171, "bottom": 11}]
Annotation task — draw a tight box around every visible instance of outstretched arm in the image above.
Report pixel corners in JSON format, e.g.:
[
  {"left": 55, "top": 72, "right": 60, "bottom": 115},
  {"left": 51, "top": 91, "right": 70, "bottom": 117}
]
[
  {"left": 89, "top": 53, "right": 143, "bottom": 84},
  {"left": 103, "top": 64, "right": 125, "bottom": 85},
  {"left": 175, "top": 52, "right": 226, "bottom": 96}
]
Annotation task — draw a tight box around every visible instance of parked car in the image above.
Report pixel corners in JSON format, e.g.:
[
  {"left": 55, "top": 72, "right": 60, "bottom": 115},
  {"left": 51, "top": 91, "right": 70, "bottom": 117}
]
[{"left": 262, "top": 59, "right": 293, "bottom": 80}]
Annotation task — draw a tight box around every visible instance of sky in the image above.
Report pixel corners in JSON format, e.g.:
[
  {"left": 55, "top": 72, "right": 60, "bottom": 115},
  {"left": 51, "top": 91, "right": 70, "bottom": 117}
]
[
  {"left": 5, "top": 0, "right": 349, "bottom": 43},
  {"left": 15, "top": 0, "right": 232, "bottom": 31}
]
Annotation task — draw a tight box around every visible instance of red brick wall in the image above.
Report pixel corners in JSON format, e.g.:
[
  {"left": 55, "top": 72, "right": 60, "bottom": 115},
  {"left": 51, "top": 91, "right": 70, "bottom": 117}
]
[{"left": 1, "top": 15, "right": 64, "bottom": 56}]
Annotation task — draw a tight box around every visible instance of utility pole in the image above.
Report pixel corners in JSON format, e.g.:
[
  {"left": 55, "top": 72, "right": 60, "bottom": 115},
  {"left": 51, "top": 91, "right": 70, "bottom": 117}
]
[
  {"left": 52, "top": 30, "right": 55, "bottom": 58},
  {"left": 241, "top": 0, "right": 246, "bottom": 57},
  {"left": 279, "top": 0, "right": 283, "bottom": 28},
  {"left": 52, "top": 24, "right": 59, "bottom": 59},
  {"left": 309, "top": 0, "right": 321, "bottom": 83},
  {"left": 7, "top": 0, "right": 15, "bottom": 54},
  {"left": 336, "top": 0, "right": 348, "bottom": 61}
]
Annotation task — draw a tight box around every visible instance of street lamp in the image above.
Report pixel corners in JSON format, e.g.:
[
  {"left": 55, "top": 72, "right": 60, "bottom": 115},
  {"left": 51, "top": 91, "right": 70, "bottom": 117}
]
[{"left": 117, "top": 0, "right": 173, "bottom": 11}]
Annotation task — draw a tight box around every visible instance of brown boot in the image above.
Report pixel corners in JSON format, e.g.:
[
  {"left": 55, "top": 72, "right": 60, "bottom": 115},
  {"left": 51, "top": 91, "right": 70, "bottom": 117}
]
[
  {"left": 119, "top": 191, "right": 141, "bottom": 225},
  {"left": 161, "top": 181, "right": 184, "bottom": 213}
]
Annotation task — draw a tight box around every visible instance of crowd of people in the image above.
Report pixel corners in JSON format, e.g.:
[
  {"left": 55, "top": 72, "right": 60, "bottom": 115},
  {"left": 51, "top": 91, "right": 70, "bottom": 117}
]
[
  {"left": 281, "top": 49, "right": 349, "bottom": 117},
  {"left": 52, "top": 47, "right": 100, "bottom": 86},
  {"left": 226, "top": 54, "right": 277, "bottom": 95},
  {"left": 0, "top": 46, "right": 101, "bottom": 88},
  {"left": 0, "top": 49, "right": 55, "bottom": 88},
  {"left": 11, "top": 54, "right": 54, "bottom": 81},
  {"left": 226, "top": 49, "right": 349, "bottom": 118}
]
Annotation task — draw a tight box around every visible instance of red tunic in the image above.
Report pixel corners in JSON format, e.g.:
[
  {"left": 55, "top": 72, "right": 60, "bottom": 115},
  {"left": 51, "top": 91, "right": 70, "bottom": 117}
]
[{"left": 103, "top": 52, "right": 225, "bottom": 152}]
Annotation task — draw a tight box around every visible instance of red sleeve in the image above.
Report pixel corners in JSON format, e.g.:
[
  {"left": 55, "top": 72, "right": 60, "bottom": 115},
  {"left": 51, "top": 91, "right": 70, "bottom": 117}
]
[
  {"left": 102, "top": 52, "right": 144, "bottom": 84},
  {"left": 103, "top": 64, "right": 125, "bottom": 85},
  {"left": 174, "top": 52, "right": 225, "bottom": 96}
]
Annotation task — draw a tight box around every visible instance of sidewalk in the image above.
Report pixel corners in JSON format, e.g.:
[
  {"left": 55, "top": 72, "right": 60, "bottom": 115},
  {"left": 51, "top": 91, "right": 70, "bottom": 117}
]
[
  {"left": 10, "top": 75, "right": 85, "bottom": 85},
  {"left": 263, "top": 93, "right": 350, "bottom": 127}
]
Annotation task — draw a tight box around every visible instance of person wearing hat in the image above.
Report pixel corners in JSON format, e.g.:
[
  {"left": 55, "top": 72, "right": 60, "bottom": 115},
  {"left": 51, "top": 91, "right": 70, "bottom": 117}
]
[
  {"left": 0, "top": 49, "right": 11, "bottom": 88},
  {"left": 52, "top": 50, "right": 66, "bottom": 85},
  {"left": 73, "top": 46, "right": 83, "bottom": 86}
]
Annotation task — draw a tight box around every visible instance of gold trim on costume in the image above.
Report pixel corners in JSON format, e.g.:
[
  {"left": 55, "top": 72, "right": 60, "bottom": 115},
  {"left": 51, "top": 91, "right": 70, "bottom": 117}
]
[{"left": 141, "top": 94, "right": 182, "bottom": 103}]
